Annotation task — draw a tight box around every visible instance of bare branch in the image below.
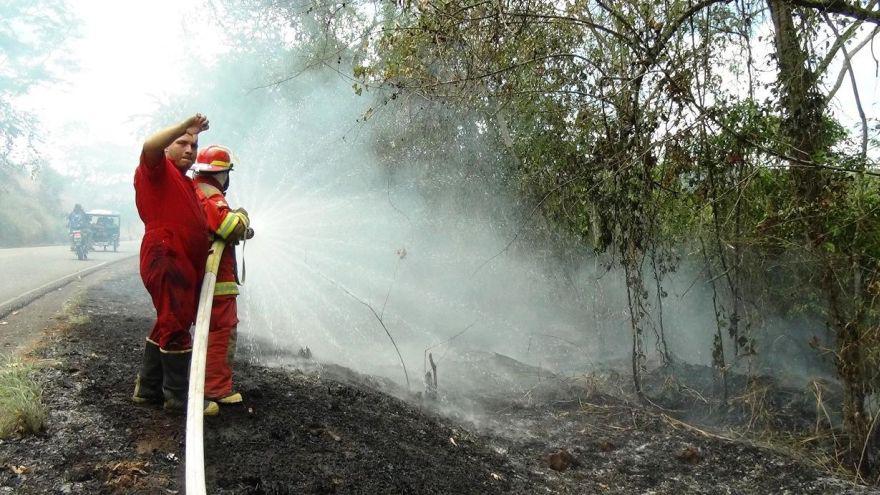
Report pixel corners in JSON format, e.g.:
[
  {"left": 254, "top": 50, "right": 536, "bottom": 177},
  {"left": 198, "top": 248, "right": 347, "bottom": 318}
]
[
  {"left": 790, "top": 0, "right": 880, "bottom": 24},
  {"left": 824, "top": 25, "right": 880, "bottom": 101},
  {"left": 815, "top": 0, "right": 878, "bottom": 76},
  {"left": 314, "top": 270, "right": 411, "bottom": 389},
  {"left": 823, "top": 13, "right": 869, "bottom": 158}
]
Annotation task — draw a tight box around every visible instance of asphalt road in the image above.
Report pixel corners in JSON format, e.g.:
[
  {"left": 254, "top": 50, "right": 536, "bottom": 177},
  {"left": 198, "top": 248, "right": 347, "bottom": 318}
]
[{"left": 0, "top": 240, "right": 139, "bottom": 309}]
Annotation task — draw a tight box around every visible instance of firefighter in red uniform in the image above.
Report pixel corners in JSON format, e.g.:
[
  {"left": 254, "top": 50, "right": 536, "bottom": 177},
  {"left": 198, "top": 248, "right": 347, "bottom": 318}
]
[
  {"left": 131, "top": 114, "right": 219, "bottom": 416},
  {"left": 191, "top": 145, "right": 253, "bottom": 405}
]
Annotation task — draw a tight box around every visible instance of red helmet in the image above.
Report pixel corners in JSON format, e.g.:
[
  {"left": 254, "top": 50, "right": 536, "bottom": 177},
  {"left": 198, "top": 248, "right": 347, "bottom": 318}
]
[{"left": 191, "top": 145, "right": 234, "bottom": 173}]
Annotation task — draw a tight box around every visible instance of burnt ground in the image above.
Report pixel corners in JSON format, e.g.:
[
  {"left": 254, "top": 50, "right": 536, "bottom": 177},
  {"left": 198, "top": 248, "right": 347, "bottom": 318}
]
[{"left": 1, "top": 265, "right": 878, "bottom": 494}]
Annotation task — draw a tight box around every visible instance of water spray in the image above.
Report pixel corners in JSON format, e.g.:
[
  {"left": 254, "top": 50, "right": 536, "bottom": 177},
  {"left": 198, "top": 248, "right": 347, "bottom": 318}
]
[{"left": 313, "top": 268, "right": 411, "bottom": 390}]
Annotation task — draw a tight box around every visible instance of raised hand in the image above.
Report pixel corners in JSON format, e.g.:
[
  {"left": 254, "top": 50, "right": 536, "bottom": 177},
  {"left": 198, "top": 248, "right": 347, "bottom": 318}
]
[{"left": 184, "top": 114, "right": 210, "bottom": 136}]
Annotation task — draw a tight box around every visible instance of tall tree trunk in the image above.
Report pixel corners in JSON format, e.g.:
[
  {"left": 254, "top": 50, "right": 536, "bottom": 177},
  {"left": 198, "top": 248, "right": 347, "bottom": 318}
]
[{"left": 767, "top": 0, "right": 873, "bottom": 474}]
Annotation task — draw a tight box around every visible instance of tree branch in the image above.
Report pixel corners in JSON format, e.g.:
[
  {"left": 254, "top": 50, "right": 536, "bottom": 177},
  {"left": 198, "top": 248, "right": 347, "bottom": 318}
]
[
  {"left": 790, "top": 0, "right": 880, "bottom": 24},
  {"left": 594, "top": 0, "right": 645, "bottom": 46},
  {"left": 314, "top": 270, "right": 411, "bottom": 389},
  {"left": 653, "top": 0, "right": 733, "bottom": 63},
  {"left": 504, "top": 10, "right": 640, "bottom": 50},
  {"left": 664, "top": 67, "right": 880, "bottom": 176},
  {"left": 824, "top": 25, "right": 880, "bottom": 101},
  {"left": 823, "top": 13, "right": 869, "bottom": 158},
  {"left": 815, "top": 0, "right": 878, "bottom": 76},
  {"left": 409, "top": 52, "right": 599, "bottom": 89}
]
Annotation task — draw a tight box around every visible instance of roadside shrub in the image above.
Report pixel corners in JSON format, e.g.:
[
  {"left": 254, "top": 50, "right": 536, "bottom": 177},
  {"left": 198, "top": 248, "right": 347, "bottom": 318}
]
[{"left": 0, "top": 357, "right": 46, "bottom": 438}]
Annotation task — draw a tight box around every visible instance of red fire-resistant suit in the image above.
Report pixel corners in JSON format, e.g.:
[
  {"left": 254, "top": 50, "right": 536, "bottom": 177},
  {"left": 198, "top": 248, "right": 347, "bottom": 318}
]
[
  {"left": 135, "top": 151, "right": 211, "bottom": 350},
  {"left": 193, "top": 174, "right": 247, "bottom": 399}
]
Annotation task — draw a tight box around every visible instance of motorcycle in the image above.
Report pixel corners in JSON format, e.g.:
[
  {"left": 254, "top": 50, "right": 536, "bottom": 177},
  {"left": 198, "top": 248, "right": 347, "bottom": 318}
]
[{"left": 70, "top": 229, "right": 89, "bottom": 260}]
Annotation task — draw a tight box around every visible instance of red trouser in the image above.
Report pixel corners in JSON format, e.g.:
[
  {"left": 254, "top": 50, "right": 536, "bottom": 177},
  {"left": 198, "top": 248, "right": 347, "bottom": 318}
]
[
  {"left": 140, "top": 230, "right": 204, "bottom": 351},
  {"left": 205, "top": 295, "right": 239, "bottom": 398}
]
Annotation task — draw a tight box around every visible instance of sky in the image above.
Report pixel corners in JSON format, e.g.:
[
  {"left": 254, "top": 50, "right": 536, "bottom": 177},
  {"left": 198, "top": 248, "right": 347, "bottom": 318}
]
[
  {"left": 16, "top": 2, "right": 880, "bottom": 185},
  {"left": 19, "top": 0, "right": 227, "bottom": 164}
]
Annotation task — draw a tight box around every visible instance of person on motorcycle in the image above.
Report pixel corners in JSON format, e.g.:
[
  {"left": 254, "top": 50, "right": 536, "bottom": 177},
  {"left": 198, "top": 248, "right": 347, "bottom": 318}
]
[
  {"left": 191, "top": 145, "right": 254, "bottom": 406},
  {"left": 131, "top": 114, "right": 219, "bottom": 417},
  {"left": 67, "top": 204, "right": 91, "bottom": 256},
  {"left": 67, "top": 204, "right": 87, "bottom": 231}
]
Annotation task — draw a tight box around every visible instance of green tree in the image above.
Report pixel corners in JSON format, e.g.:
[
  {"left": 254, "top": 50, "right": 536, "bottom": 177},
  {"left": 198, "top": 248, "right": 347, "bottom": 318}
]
[
  {"left": 356, "top": 0, "right": 880, "bottom": 474},
  {"left": 0, "top": 0, "right": 76, "bottom": 245},
  {"left": 0, "top": 0, "right": 74, "bottom": 176}
]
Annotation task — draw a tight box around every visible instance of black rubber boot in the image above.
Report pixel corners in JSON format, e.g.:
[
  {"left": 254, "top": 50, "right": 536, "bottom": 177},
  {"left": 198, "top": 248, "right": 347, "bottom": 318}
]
[
  {"left": 161, "top": 350, "right": 219, "bottom": 416},
  {"left": 132, "top": 340, "right": 163, "bottom": 404}
]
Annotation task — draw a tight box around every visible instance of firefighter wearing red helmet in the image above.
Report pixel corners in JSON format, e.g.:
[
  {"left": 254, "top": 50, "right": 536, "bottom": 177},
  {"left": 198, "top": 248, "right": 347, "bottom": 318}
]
[
  {"left": 132, "top": 114, "right": 219, "bottom": 416},
  {"left": 192, "top": 144, "right": 254, "bottom": 405}
]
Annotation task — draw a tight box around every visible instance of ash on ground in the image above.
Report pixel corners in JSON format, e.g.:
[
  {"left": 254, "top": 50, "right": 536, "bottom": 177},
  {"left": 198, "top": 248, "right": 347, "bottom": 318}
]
[{"left": 0, "top": 269, "right": 875, "bottom": 494}]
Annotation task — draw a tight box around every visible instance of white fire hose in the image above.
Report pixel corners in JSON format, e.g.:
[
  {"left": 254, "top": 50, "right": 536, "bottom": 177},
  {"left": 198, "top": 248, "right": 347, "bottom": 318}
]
[{"left": 186, "top": 239, "right": 226, "bottom": 495}]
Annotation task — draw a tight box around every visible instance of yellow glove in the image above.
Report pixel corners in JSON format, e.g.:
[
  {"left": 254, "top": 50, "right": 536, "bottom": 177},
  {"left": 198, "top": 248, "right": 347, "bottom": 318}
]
[
  {"left": 233, "top": 208, "right": 250, "bottom": 227},
  {"left": 226, "top": 209, "right": 251, "bottom": 243}
]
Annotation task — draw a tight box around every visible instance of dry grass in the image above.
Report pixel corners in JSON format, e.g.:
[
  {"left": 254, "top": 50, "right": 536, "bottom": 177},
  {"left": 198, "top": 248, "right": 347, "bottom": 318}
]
[
  {"left": 580, "top": 369, "right": 869, "bottom": 485},
  {"left": 62, "top": 293, "right": 89, "bottom": 327},
  {"left": 67, "top": 314, "right": 90, "bottom": 326},
  {"left": 0, "top": 356, "right": 47, "bottom": 438},
  {"left": 722, "top": 379, "right": 862, "bottom": 486},
  {"left": 729, "top": 380, "right": 776, "bottom": 432}
]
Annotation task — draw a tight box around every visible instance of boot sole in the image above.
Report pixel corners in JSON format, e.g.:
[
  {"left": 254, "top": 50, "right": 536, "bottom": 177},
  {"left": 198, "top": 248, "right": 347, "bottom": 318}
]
[
  {"left": 164, "top": 400, "right": 220, "bottom": 416},
  {"left": 132, "top": 395, "right": 163, "bottom": 405},
  {"left": 215, "top": 392, "right": 242, "bottom": 405}
]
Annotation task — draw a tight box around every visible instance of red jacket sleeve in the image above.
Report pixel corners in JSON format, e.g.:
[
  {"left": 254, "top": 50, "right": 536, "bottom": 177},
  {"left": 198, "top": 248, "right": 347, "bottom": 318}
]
[
  {"left": 199, "top": 189, "right": 245, "bottom": 240},
  {"left": 137, "top": 149, "right": 167, "bottom": 180}
]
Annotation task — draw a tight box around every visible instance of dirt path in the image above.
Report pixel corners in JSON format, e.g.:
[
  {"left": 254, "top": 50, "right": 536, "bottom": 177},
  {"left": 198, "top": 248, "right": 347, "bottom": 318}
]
[{"left": 1, "top": 266, "right": 877, "bottom": 494}]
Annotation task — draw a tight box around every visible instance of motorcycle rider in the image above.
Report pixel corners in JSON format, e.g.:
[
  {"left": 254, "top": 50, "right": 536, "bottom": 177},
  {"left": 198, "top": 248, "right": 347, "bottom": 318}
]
[
  {"left": 67, "top": 204, "right": 87, "bottom": 231},
  {"left": 67, "top": 204, "right": 91, "bottom": 255}
]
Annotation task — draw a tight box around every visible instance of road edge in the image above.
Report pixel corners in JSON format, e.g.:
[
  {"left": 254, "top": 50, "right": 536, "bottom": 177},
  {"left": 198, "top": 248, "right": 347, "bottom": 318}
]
[{"left": 0, "top": 252, "right": 138, "bottom": 320}]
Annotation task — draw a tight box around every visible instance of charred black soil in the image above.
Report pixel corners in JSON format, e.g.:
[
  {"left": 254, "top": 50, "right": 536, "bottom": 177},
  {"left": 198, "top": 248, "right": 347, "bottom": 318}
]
[{"left": 0, "top": 267, "right": 877, "bottom": 494}]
